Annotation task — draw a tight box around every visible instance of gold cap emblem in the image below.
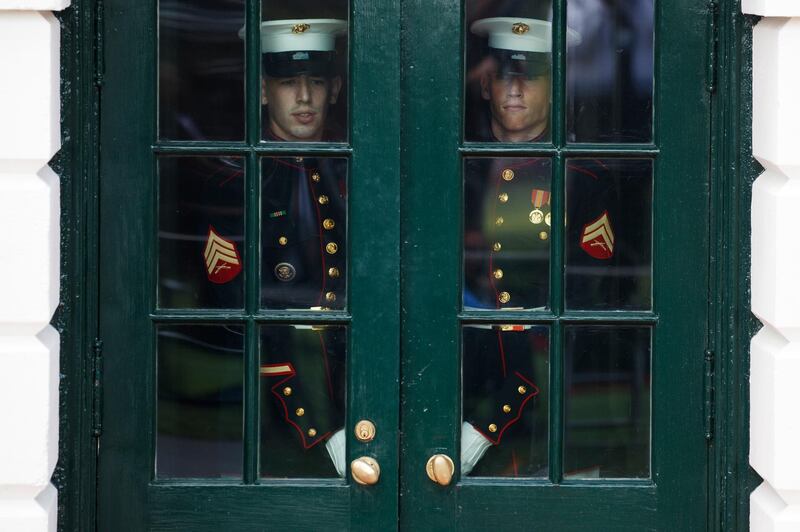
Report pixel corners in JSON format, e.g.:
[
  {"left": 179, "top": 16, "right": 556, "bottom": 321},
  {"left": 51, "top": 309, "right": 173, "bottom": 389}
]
[
  {"left": 512, "top": 22, "right": 530, "bottom": 35},
  {"left": 292, "top": 23, "right": 311, "bottom": 34}
]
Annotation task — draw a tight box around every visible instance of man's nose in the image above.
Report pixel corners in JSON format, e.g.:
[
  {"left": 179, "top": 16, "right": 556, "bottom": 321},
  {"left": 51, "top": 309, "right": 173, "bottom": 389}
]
[
  {"left": 296, "top": 76, "right": 311, "bottom": 103},
  {"left": 505, "top": 76, "right": 523, "bottom": 97}
]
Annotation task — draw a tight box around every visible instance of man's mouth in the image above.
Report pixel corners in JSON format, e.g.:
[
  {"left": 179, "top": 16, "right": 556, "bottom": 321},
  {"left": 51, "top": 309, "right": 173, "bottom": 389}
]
[
  {"left": 293, "top": 111, "right": 317, "bottom": 124},
  {"left": 503, "top": 105, "right": 527, "bottom": 112}
]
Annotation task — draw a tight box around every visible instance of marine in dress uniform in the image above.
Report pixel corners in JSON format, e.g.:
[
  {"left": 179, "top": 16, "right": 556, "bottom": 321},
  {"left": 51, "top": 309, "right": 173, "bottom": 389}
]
[
  {"left": 463, "top": 19, "right": 651, "bottom": 476},
  {"left": 159, "top": 19, "right": 351, "bottom": 478}
]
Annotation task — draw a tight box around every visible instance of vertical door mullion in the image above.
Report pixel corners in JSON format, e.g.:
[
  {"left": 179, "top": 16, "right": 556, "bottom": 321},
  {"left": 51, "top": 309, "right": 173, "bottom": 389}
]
[
  {"left": 243, "top": 0, "right": 261, "bottom": 484},
  {"left": 549, "top": 154, "right": 565, "bottom": 484},
  {"left": 550, "top": 0, "right": 567, "bottom": 485}
]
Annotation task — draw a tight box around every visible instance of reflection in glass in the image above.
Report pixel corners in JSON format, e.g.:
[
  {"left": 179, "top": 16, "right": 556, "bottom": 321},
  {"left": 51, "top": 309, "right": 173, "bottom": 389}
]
[
  {"left": 261, "top": 2, "right": 349, "bottom": 142},
  {"left": 156, "top": 324, "right": 244, "bottom": 478},
  {"left": 464, "top": 158, "right": 551, "bottom": 310},
  {"left": 563, "top": 325, "right": 651, "bottom": 479},
  {"left": 260, "top": 325, "right": 346, "bottom": 478},
  {"left": 462, "top": 325, "right": 549, "bottom": 477},
  {"left": 261, "top": 157, "right": 347, "bottom": 310},
  {"left": 159, "top": 156, "right": 245, "bottom": 310},
  {"left": 567, "top": 0, "right": 654, "bottom": 142},
  {"left": 465, "top": 1, "right": 554, "bottom": 142},
  {"left": 565, "top": 158, "right": 652, "bottom": 310},
  {"left": 159, "top": 0, "right": 245, "bottom": 140}
]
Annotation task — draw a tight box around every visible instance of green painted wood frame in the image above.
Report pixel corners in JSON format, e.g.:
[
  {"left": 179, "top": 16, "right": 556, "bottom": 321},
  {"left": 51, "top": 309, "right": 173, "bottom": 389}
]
[
  {"left": 399, "top": 0, "right": 717, "bottom": 529},
  {"left": 55, "top": 0, "right": 759, "bottom": 530},
  {"left": 91, "top": 0, "right": 400, "bottom": 530}
]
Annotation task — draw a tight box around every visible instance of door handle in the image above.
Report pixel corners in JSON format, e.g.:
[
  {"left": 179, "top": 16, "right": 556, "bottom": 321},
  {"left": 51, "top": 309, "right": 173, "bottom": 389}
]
[
  {"left": 426, "top": 454, "right": 455, "bottom": 486},
  {"left": 351, "top": 456, "right": 381, "bottom": 485}
]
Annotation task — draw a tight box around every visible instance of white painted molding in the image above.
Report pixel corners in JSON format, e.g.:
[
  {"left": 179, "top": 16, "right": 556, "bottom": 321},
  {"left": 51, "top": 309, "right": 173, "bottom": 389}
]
[
  {"left": 0, "top": 0, "right": 69, "bottom": 10},
  {"left": 751, "top": 18, "right": 800, "bottom": 176},
  {"left": 742, "top": 0, "right": 800, "bottom": 17},
  {"left": 0, "top": 11, "right": 60, "bottom": 162},
  {"left": 749, "top": 8, "right": 800, "bottom": 532},
  {"left": 0, "top": 328, "right": 59, "bottom": 491},
  {"left": 0, "top": 484, "right": 57, "bottom": 532},
  {"left": 0, "top": 8, "right": 62, "bottom": 532}
]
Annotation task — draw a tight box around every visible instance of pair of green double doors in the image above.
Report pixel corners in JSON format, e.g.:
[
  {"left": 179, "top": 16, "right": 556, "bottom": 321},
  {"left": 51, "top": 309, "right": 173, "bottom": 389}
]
[{"left": 98, "top": 0, "right": 711, "bottom": 530}]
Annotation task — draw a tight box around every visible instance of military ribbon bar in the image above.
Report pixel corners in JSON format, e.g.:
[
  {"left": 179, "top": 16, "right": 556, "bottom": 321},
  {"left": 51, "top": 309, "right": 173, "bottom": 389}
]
[{"left": 531, "top": 189, "right": 551, "bottom": 208}]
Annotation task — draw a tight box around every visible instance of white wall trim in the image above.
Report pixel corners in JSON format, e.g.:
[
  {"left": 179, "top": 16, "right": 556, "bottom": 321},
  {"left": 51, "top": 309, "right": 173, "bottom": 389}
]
[
  {"left": 0, "top": 4, "right": 68, "bottom": 531},
  {"left": 745, "top": 4, "right": 800, "bottom": 530}
]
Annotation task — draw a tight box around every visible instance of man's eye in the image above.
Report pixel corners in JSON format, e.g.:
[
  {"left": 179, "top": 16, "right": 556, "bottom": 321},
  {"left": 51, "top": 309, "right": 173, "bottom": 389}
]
[
  {"left": 310, "top": 78, "right": 327, "bottom": 86},
  {"left": 279, "top": 79, "right": 296, "bottom": 86}
]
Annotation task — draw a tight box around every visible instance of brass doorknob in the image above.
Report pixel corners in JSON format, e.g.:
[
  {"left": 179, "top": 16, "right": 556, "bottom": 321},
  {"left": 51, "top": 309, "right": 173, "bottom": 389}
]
[
  {"left": 351, "top": 456, "right": 381, "bottom": 485},
  {"left": 426, "top": 454, "right": 455, "bottom": 486}
]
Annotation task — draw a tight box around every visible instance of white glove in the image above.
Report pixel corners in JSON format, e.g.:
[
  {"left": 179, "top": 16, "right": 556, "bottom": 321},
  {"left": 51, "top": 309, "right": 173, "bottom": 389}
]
[
  {"left": 325, "top": 428, "right": 346, "bottom": 478},
  {"left": 460, "top": 421, "right": 493, "bottom": 476}
]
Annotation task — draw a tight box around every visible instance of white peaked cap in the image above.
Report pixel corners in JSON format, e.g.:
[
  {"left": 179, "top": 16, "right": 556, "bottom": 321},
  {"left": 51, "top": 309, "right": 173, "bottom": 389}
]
[
  {"left": 470, "top": 17, "right": 581, "bottom": 53},
  {"left": 258, "top": 19, "right": 347, "bottom": 54}
]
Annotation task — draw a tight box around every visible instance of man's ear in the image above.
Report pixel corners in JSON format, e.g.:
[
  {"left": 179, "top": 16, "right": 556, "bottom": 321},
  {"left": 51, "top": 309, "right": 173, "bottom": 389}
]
[
  {"left": 328, "top": 76, "right": 343, "bottom": 105},
  {"left": 261, "top": 78, "right": 269, "bottom": 105},
  {"left": 480, "top": 74, "right": 491, "bottom": 100}
]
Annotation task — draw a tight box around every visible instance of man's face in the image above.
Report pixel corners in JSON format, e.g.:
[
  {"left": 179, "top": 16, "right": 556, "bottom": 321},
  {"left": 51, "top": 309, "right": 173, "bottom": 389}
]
[
  {"left": 481, "top": 71, "right": 551, "bottom": 142},
  {"left": 262, "top": 74, "right": 342, "bottom": 141}
]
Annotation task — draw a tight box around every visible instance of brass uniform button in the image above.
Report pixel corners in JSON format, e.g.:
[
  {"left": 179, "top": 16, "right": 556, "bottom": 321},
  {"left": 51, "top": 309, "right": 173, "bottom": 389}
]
[
  {"left": 488, "top": 423, "right": 498, "bottom": 433},
  {"left": 295, "top": 408, "right": 305, "bottom": 417},
  {"left": 502, "top": 169, "right": 514, "bottom": 181},
  {"left": 325, "top": 291, "right": 336, "bottom": 302},
  {"left": 311, "top": 172, "right": 321, "bottom": 182},
  {"left": 493, "top": 269, "right": 504, "bottom": 279},
  {"left": 503, "top": 405, "right": 512, "bottom": 413},
  {"left": 492, "top": 242, "right": 502, "bottom": 252},
  {"left": 495, "top": 216, "right": 504, "bottom": 226},
  {"left": 328, "top": 267, "right": 341, "bottom": 279},
  {"left": 278, "top": 236, "right": 288, "bottom": 246},
  {"left": 295, "top": 157, "right": 304, "bottom": 163},
  {"left": 323, "top": 218, "right": 335, "bottom": 230},
  {"left": 498, "top": 291, "right": 511, "bottom": 304},
  {"left": 498, "top": 192, "right": 509, "bottom": 203},
  {"left": 283, "top": 387, "right": 292, "bottom": 396},
  {"left": 308, "top": 428, "right": 317, "bottom": 437},
  {"left": 539, "top": 231, "right": 549, "bottom": 241},
  {"left": 326, "top": 242, "right": 338, "bottom": 254},
  {"left": 518, "top": 386, "right": 527, "bottom": 395},
  {"left": 318, "top": 195, "right": 329, "bottom": 205}
]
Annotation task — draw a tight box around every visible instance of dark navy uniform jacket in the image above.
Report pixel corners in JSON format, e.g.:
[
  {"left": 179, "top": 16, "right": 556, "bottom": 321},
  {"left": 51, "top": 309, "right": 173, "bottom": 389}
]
[
  {"left": 462, "top": 153, "right": 651, "bottom": 475},
  {"left": 159, "top": 143, "right": 348, "bottom": 475}
]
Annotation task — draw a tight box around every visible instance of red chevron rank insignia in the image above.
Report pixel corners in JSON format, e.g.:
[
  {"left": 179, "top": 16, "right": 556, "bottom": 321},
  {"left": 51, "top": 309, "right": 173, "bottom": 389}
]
[
  {"left": 203, "top": 226, "right": 242, "bottom": 284},
  {"left": 580, "top": 211, "right": 615, "bottom": 259}
]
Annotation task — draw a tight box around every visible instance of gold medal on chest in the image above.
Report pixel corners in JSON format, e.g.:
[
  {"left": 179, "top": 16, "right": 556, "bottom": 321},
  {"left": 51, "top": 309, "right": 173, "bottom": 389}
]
[{"left": 529, "top": 209, "right": 544, "bottom": 225}]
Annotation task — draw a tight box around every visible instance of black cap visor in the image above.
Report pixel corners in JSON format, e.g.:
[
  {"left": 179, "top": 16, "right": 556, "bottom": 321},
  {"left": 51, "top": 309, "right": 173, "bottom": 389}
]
[
  {"left": 263, "top": 51, "right": 337, "bottom": 78},
  {"left": 490, "top": 49, "right": 551, "bottom": 80}
]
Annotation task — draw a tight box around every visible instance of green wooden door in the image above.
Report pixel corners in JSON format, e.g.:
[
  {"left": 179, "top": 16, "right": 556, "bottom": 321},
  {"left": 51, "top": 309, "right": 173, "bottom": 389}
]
[
  {"left": 97, "top": 1, "right": 399, "bottom": 530},
  {"left": 400, "top": 0, "right": 711, "bottom": 530},
  {"left": 98, "top": 0, "right": 710, "bottom": 530}
]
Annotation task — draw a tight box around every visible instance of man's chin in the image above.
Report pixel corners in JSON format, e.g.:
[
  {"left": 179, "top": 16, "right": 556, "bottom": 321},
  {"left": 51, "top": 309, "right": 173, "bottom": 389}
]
[{"left": 286, "top": 123, "right": 324, "bottom": 142}]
